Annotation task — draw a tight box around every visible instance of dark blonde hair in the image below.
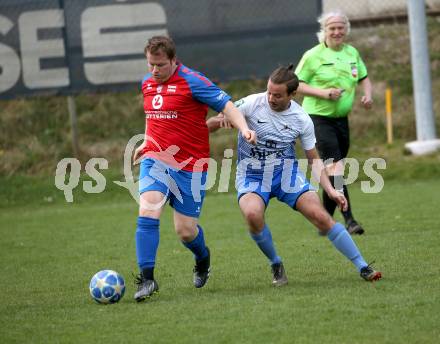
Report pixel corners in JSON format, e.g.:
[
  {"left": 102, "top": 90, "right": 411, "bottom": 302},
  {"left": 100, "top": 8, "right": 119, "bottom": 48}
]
[{"left": 144, "top": 36, "right": 176, "bottom": 59}]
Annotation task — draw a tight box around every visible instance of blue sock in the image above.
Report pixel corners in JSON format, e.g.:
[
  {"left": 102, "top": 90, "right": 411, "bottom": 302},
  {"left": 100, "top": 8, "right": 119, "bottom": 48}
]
[
  {"left": 250, "top": 224, "right": 281, "bottom": 265},
  {"left": 327, "top": 222, "right": 367, "bottom": 271},
  {"left": 135, "top": 216, "right": 160, "bottom": 270},
  {"left": 182, "top": 225, "right": 208, "bottom": 261}
]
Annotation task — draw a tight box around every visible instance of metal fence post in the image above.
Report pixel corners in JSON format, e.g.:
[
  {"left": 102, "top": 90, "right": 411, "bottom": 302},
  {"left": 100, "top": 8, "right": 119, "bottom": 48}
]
[
  {"left": 67, "top": 95, "right": 79, "bottom": 158},
  {"left": 405, "top": 0, "right": 440, "bottom": 155}
]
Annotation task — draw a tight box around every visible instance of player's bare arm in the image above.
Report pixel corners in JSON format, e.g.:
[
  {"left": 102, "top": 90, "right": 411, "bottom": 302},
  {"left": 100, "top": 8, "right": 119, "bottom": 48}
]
[
  {"left": 305, "top": 147, "right": 348, "bottom": 211},
  {"left": 206, "top": 113, "right": 233, "bottom": 133},
  {"left": 221, "top": 101, "right": 256, "bottom": 144}
]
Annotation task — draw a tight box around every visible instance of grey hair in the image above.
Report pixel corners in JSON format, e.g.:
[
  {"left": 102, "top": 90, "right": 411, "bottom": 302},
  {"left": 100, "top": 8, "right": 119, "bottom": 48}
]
[{"left": 316, "top": 10, "right": 351, "bottom": 43}]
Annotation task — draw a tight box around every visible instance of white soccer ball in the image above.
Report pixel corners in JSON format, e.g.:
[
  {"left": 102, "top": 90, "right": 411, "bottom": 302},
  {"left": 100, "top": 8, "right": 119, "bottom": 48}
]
[{"left": 89, "top": 270, "right": 125, "bottom": 304}]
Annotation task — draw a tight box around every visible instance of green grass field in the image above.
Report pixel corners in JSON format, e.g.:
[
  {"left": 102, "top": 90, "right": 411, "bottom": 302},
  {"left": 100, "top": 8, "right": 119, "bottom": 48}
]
[{"left": 1, "top": 178, "right": 439, "bottom": 343}]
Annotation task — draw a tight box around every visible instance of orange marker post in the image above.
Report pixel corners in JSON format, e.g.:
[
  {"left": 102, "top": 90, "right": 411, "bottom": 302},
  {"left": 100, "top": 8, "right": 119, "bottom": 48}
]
[{"left": 385, "top": 87, "right": 393, "bottom": 144}]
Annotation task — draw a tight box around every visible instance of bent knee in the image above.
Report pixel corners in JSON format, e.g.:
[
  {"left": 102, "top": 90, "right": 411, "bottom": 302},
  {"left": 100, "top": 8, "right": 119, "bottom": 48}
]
[
  {"left": 313, "top": 211, "right": 335, "bottom": 234},
  {"left": 175, "top": 224, "right": 197, "bottom": 242},
  {"left": 243, "top": 210, "right": 264, "bottom": 230},
  {"left": 139, "top": 208, "right": 158, "bottom": 218}
]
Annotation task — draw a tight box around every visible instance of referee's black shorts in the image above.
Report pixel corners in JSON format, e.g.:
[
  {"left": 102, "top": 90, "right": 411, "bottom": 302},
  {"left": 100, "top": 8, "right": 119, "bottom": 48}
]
[{"left": 310, "top": 115, "right": 350, "bottom": 163}]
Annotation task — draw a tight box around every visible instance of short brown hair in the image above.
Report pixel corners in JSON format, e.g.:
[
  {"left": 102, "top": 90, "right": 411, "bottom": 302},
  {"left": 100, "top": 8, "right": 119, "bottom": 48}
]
[
  {"left": 269, "top": 64, "right": 299, "bottom": 95},
  {"left": 144, "top": 36, "right": 176, "bottom": 59}
]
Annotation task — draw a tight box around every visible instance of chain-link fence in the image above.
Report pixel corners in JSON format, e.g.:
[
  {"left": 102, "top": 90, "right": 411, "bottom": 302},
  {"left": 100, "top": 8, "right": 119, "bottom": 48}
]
[
  {"left": 323, "top": 0, "right": 440, "bottom": 21},
  {"left": 0, "top": 0, "right": 321, "bottom": 100}
]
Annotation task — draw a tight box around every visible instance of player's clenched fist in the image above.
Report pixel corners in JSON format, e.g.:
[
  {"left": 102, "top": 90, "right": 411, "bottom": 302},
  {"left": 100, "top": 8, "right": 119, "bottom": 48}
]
[{"left": 242, "top": 129, "right": 257, "bottom": 145}]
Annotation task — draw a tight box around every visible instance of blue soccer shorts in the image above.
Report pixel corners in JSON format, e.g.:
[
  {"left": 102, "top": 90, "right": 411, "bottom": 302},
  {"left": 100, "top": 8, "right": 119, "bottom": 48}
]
[
  {"left": 139, "top": 158, "right": 207, "bottom": 218},
  {"left": 236, "top": 159, "right": 314, "bottom": 209}
]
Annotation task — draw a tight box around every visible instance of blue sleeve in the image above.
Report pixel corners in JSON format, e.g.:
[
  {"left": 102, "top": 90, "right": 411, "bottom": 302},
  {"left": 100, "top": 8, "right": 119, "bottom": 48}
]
[
  {"left": 180, "top": 68, "right": 231, "bottom": 112},
  {"left": 141, "top": 73, "right": 152, "bottom": 88}
]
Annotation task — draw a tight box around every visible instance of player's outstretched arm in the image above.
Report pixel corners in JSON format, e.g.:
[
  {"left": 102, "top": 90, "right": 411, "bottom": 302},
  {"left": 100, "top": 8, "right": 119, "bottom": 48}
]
[
  {"left": 221, "top": 101, "right": 256, "bottom": 144},
  {"left": 206, "top": 116, "right": 221, "bottom": 133},
  {"left": 305, "top": 147, "right": 348, "bottom": 211},
  {"left": 206, "top": 113, "right": 233, "bottom": 133}
]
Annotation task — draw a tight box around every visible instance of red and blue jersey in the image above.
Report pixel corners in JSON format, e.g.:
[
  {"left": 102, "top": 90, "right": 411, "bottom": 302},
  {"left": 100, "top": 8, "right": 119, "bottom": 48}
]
[{"left": 140, "top": 63, "right": 231, "bottom": 172}]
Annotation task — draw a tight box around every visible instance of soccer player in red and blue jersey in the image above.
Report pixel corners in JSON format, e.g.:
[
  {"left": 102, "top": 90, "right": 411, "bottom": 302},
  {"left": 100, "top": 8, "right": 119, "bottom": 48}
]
[{"left": 132, "top": 36, "right": 256, "bottom": 302}]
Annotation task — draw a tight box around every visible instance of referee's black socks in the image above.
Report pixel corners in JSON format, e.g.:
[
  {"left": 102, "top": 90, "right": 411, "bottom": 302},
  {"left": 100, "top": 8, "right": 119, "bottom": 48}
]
[{"left": 341, "top": 184, "right": 354, "bottom": 224}]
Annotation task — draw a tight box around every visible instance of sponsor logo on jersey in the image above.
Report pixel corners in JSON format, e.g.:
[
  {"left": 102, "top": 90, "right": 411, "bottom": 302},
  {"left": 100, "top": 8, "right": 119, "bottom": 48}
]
[
  {"left": 217, "top": 91, "right": 227, "bottom": 101},
  {"left": 145, "top": 111, "right": 178, "bottom": 119},
  {"left": 152, "top": 94, "right": 163, "bottom": 109},
  {"left": 234, "top": 99, "right": 245, "bottom": 107},
  {"left": 147, "top": 83, "right": 152, "bottom": 90},
  {"left": 167, "top": 85, "right": 177, "bottom": 93}
]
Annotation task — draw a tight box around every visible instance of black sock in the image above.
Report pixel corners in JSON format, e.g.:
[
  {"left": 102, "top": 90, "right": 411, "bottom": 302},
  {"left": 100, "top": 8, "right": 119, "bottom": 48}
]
[
  {"left": 323, "top": 176, "right": 337, "bottom": 216},
  {"left": 141, "top": 267, "right": 154, "bottom": 281},
  {"left": 341, "top": 185, "right": 354, "bottom": 224}
]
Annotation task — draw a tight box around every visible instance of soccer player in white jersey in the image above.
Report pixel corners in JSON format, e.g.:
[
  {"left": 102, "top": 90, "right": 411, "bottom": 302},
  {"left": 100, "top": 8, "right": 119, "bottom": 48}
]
[{"left": 208, "top": 65, "right": 381, "bottom": 286}]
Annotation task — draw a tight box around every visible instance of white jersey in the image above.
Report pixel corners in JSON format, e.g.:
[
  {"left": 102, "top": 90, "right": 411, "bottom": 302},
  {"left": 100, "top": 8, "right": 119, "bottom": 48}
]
[{"left": 236, "top": 92, "right": 316, "bottom": 169}]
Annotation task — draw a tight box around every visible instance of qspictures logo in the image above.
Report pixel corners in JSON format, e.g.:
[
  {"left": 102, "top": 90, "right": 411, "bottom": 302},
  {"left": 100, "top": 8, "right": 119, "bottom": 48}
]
[{"left": 54, "top": 134, "right": 387, "bottom": 205}]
